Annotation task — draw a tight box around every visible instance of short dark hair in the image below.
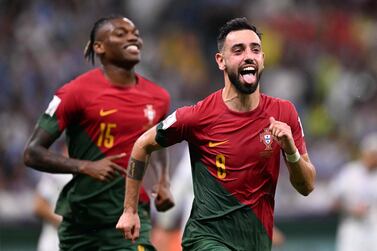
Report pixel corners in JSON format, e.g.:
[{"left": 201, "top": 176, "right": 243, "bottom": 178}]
[
  {"left": 84, "top": 15, "right": 125, "bottom": 65},
  {"left": 217, "top": 17, "right": 262, "bottom": 51}
]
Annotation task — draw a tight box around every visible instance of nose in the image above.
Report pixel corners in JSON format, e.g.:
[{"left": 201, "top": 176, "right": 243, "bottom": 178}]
[
  {"left": 244, "top": 48, "right": 255, "bottom": 63},
  {"left": 244, "top": 58, "right": 254, "bottom": 64},
  {"left": 126, "top": 34, "right": 143, "bottom": 47},
  {"left": 127, "top": 34, "right": 139, "bottom": 42}
]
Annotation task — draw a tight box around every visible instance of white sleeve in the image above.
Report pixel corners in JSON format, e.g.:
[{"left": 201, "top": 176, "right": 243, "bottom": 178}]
[{"left": 36, "top": 174, "right": 71, "bottom": 205}]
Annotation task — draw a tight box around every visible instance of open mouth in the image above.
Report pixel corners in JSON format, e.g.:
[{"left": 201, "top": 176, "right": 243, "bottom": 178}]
[
  {"left": 240, "top": 66, "right": 256, "bottom": 76},
  {"left": 124, "top": 44, "right": 140, "bottom": 53},
  {"left": 239, "top": 66, "right": 257, "bottom": 84}
]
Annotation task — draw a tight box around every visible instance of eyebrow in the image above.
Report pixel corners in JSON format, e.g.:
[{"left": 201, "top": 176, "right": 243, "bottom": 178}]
[
  {"left": 112, "top": 26, "right": 139, "bottom": 33},
  {"left": 231, "top": 42, "right": 261, "bottom": 49}
]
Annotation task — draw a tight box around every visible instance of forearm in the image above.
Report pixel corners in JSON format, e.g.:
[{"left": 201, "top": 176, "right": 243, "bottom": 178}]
[
  {"left": 155, "top": 148, "right": 170, "bottom": 185},
  {"left": 24, "top": 144, "right": 84, "bottom": 174},
  {"left": 124, "top": 148, "right": 149, "bottom": 212},
  {"left": 124, "top": 125, "right": 164, "bottom": 210},
  {"left": 124, "top": 177, "right": 143, "bottom": 213},
  {"left": 286, "top": 154, "right": 316, "bottom": 196},
  {"left": 34, "top": 195, "right": 62, "bottom": 227},
  {"left": 24, "top": 127, "right": 85, "bottom": 174}
]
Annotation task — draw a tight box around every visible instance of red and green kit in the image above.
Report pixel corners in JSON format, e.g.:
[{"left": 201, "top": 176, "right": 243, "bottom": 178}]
[
  {"left": 156, "top": 90, "right": 306, "bottom": 251},
  {"left": 38, "top": 68, "right": 170, "bottom": 225}
]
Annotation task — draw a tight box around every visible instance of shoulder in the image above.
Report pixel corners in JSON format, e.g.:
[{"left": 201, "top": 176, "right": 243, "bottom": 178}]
[
  {"left": 262, "top": 94, "right": 295, "bottom": 110},
  {"left": 261, "top": 94, "right": 299, "bottom": 122},
  {"left": 332, "top": 161, "right": 364, "bottom": 185},
  {"left": 137, "top": 74, "right": 170, "bottom": 100},
  {"left": 176, "top": 90, "right": 220, "bottom": 123},
  {"left": 193, "top": 90, "right": 221, "bottom": 112},
  {"left": 341, "top": 161, "right": 363, "bottom": 175},
  {"left": 57, "top": 68, "right": 101, "bottom": 94}
]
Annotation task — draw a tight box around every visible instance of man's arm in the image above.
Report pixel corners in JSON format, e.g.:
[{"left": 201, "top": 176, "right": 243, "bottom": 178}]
[
  {"left": 284, "top": 153, "right": 316, "bottom": 196},
  {"left": 269, "top": 117, "right": 316, "bottom": 196},
  {"left": 24, "top": 126, "right": 83, "bottom": 173},
  {"left": 151, "top": 148, "right": 175, "bottom": 212},
  {"left": 117, "top": 124, "right": 163, "bottom": 241},
  {"left": 34, "top": 193, "right": 62, "bottom": 228},
  {"left": 24, "top": 126, "right": 127, "bottom": 180}
]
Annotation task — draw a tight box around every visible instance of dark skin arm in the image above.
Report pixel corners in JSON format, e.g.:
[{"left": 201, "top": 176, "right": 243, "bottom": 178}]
[
  {"left": 149, "top": 148, "right": 174, "bottom": 212},
  {"left": 24, "top": 126, "right": 127, "bottom": 181}
]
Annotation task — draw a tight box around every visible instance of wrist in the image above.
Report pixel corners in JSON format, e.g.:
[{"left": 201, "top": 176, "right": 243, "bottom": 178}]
[
  {"left": 285, "top": 149, "right": 301, "bottom": 163},
  {"left": 159, "top": 176, "right": 170, "bottom": 186},
  {"left": 77, "top": 160, "right": 88, "bottom": 174},
  {"left": 123, "top": 206, "right": 137, "bottom": 214}
]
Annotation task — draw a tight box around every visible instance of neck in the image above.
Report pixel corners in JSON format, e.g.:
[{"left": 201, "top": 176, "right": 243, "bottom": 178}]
[
  {"left": 102, "top": 64, "right": 137, "bottom": 86},
  {"left": 222, "top": 79, "right": 260, "bottom": 112}
]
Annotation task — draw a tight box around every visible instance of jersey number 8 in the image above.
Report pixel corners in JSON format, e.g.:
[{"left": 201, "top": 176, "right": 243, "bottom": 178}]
[{"left": 216, "top": 154, "right": 226, "bottom": 179}]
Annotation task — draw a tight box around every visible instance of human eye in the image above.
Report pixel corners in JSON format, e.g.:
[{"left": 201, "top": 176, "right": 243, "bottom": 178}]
[
  {"left": 252, "top": 45, "right": 261, "bottom": 53},
  {"left": 232, "top": 46, "right": 243, "bottom": 54},
  {"left": 114, "top": 29, "right": 125, "bottom": 37}
]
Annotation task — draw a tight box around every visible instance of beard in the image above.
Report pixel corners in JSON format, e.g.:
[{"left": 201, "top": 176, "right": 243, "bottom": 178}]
[{"left": 227, "top": 69, "right": 262, "bottom": 95}]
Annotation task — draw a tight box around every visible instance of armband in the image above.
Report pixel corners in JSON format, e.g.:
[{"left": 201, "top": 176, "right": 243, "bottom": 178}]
[
  {"left": 127, "top": 158, "right": 146, "bottom": 180},
  {"left": 285, "top": 149, "right": 301, "bottom": 163}
]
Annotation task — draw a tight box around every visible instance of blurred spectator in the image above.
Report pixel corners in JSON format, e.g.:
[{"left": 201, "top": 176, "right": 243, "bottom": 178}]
[
  {"left": 330, "top": 132, "right": 377, "bottom": 251},
  {"left": 33, "top": 144, "right": 71, "bottom": 251},
  {"left": 151, "top": 143, "right": 193, "bottom": 251},
  {"left": 34, "top": 173, "right": 71, "bottom": 251}
]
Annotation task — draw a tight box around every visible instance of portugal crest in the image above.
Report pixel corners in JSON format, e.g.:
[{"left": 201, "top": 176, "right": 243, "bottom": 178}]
[{"left": 260, "top": 128, "right": 273, "bottom": 150}]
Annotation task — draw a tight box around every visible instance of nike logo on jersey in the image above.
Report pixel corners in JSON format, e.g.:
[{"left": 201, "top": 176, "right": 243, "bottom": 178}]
[
  {"left": 100, "top": 109, "right": 118, "bottom": 117},
  {"left": 208, "top": 140, "right": 228, "bottom": 147}
]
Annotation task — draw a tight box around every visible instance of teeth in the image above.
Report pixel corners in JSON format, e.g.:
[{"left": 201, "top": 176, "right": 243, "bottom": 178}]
[
  {"left": 127, "top": 45, "right": 138, "bottom": 50},
  {"left": 243, "top": 66, "right": 255, "bottom": 71}
]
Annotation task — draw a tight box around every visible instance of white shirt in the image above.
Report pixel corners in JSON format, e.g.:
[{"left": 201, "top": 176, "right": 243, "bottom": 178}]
[
  {"left": 330, "top": 161, "right": 377, "bottom": 251},
  {"left": 36, "top": 173, "right": 71, "bottom": 251}
]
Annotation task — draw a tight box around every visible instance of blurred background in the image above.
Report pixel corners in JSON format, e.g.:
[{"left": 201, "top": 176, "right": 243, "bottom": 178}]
[{"left": 1, "top": 0, "right": 377, "bottom": 250}]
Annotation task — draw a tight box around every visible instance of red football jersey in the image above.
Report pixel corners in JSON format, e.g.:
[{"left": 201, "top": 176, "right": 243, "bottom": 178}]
[
  {"left": 156, "top": 89, "right": 306, "bottom": 239},
  {"left": 39, "top": 68, "right": 169, "bottom": 222}
]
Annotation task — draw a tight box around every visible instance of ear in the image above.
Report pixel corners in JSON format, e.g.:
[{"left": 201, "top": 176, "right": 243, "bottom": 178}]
[
  {"left": 93, "top": 41, "right": 105, "bottom": 55},
  {"left": 260, "top": 52, "right": 265, "bottom": 70},
  {"left": 215, "top": 52, "right": 226, "bottom": 71}
]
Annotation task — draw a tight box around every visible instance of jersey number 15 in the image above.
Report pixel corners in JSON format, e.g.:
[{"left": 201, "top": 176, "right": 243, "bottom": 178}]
[{"left": 97, "top": 123, "right": 116, "bottom": 148}]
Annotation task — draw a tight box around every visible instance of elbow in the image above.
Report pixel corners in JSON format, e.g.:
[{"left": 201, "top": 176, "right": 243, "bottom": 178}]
[
  {"left": 23, "top": 145, "right": 39, "bottom": 168},
  {"left": 23, "top": 146, "right": 33, "bottom": 167},
  {"left": 134, "top": 136, "right": 150, "bottom": 155},
  {"left": 292, "top": 178, "right": 315, "bottom": 196},
  {"left": 300, "top": 185, "right": 314, "bottom": 196},
  {"left": 135, "top": 132, "right": 158, "bottom": 155},
  {"left": 298, "top": 183, "right": 315, "bottom": 196}
]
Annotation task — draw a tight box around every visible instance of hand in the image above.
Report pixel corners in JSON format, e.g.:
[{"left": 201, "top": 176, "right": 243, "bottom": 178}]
[
  {"left": 79, "top": 153, "right": 127, "bottom": 181},
  {"left": 350, "top": 204, "right": 369, "bottom": 218},
  {"left": 269, "top": 117, "right": 296, "bottom": 154},
  {"left": 153, "top": 183, "right": 175, "bottom": 212},
  {"left": 116, "top": 208, "right": 140, "bottom": 242}
]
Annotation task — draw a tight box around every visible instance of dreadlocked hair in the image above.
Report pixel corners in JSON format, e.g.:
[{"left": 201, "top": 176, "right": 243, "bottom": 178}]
[{"left": 84, "top": 15, "right": 125, "bottom": 65}]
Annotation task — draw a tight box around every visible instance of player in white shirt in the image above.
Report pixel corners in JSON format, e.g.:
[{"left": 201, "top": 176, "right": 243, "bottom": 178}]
[
  {"left": 34, "top": 173, "right": 71, "bottom": 251},
  {"left": 330, "top": 132, "right": 377, "bottom": 251}
]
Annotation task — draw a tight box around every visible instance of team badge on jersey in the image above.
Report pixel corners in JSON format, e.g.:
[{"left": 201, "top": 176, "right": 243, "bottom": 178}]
[
  {"left": 260, "top": 128, "right": 273, "bottom": 150},
  {"left": 144, "top": 105, "right": 156, "bottom": 127}
]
